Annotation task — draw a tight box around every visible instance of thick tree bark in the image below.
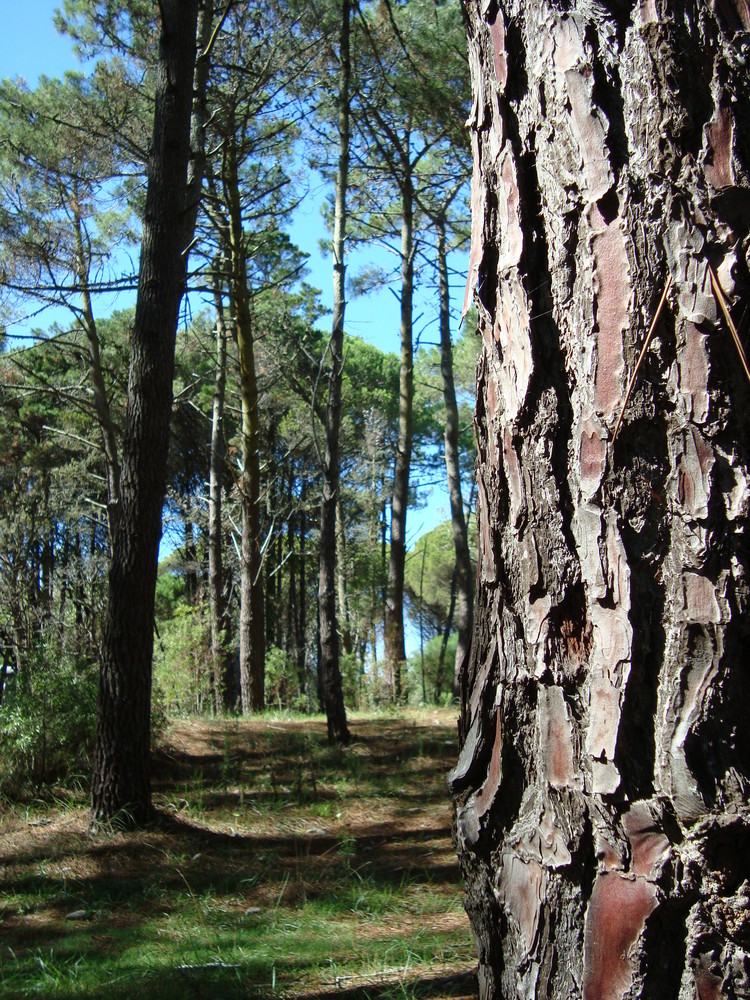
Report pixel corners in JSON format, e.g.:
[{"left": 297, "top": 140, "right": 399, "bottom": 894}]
[
  {"left": 318, "top": 0, "right": 351, "bottom": 745},
  {"left": 384, "top": 163, "right": 415, "bottom": 703},
  {"left": 453, "top": 2, "right": 750, "bottom": 998},
  {"left": 436, "top": 215, "right": 474, "bottom": 698},
  {"left": 91, "top": 1, "right": 207, "bottom": 827}
]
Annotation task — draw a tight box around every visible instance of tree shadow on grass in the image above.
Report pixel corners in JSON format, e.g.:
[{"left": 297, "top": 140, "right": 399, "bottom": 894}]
[
  {"left": 0, "top": 964, "right": 477, "bottom": 1000},
  {"left": 1, "top": 715, "right": 470, "bottom": 997}
]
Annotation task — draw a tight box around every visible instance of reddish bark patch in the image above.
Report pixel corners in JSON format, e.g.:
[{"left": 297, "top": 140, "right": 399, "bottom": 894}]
[
  {"left": 539, "top": 685, "right": 576, "bottom": 789},
  {"left": 678, "top": 322, "right": 709, "bottom": 423},
  {"left": 580, "top": 420, "right": 606, "bottom": 497},
  {"left": 639, "top": 0, "right": 659, "bottom": 23},
  {"left": 683, "top": 572, "right": 721, "bottom": 624},
  {"left": 587, "top": 674, "right": 621, "bottom": 762},
  {"left": 473, "top": 706, "right": 504, "bottom": 822},
  {"left": 528, "top": 592, "right": 552, "bottom": 645},
  {"left": 489, "top": 10, "right": 507, "bottom": 91},
  {"left": 553, "top": 17, "right": 585, "bottom": 73},
  {"left": 582, "top": 872, "right": 658, "bottom": 1000},
  {"left": 498, "top": 149, "right": 523, "bottom": 270},
  {"left": 462, "top": 148, "right": 485, "bottom": 322},
  {"left": 622, "top": 803, "right": 670, "bottom": 878},
  {"left": 693, "top": 428, "right": 714, "bottom": 479},
  {"left": 497, "top": 854, "right": 545, "bottom": 955},
  {"left": 604, "top": 515, "right": 630, "bottom": 611},
  {"left": 696, "top": 957, "right": 724, "bottom": 1000},
  {"left": 677, "top": 427, "right": 713, "bottom": 519},
  {"left": 495, "top": 277, "right": 532, "bottom": 422},
  {"left": 705, "top": 104, "right": 734, "bottom": 189},
  {"left": 735, "top": 0, "right": 750, "bottom": 28},
  {"left": 477, "top": 474, "right": 497, "bottom": 583},
  {"left": 678, "top": 455, "right": 696, "bottom": 515},
  {"left": 590, "top": 208, "right": 629, "bottom": 420},
  {"left": 503, "top": 428, "right": 525, "bottom": 526},
  {"left": 564, "top": 61, "right": 612, "bottom": 200}
]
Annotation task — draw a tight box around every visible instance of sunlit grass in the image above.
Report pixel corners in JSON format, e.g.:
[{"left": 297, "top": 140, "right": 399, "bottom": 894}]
[{"left": 0, "top": 709, "right": 473, "bottom": 999}]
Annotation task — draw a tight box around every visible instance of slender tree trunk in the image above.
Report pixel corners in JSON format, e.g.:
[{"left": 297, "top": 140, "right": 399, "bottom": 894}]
[
  {"left": 454, "top": 3, "right": 750, "bottom": 997},
  {"left": 286, "top": 465, "right": 296, "bottom": 664},
  {"left": 436, "top": 567, "right": 457, "bottom": 701},
  {"left": 436, "top": 215, "right": 474, "bottom": 697},
  {"left": 183, "top": 519, "right": 198, "bottom": 602},
  {"left": 209, "top": 276, "right": 232, "bottom": 712},
  {"left": 225, "top": 134, "right": 265, "bottom": 714},
  {"left": 384, "top": 163, "right": 415, "bottom": 703},
  {"left": 73, "top": 202, "right": 120, "bottom": 543},
  {"left": 0, "top": 653, "right": 8, "bottom": 709},
  {"left": 336, "top": 496, "right": 354, "bottom": 655},
  {"left": 91, "top": 0, "right": 207, "bottom": 828},
  {"left": 318, "top": 0, "right": 351, "bottom": 745},
  {"left": 297, "top": 479, "right": 307, "bottom": 691}
]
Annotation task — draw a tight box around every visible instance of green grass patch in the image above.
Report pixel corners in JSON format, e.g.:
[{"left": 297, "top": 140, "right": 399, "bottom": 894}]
[{"left": 0, "top": 710, "right": 475, "bottom": 999}]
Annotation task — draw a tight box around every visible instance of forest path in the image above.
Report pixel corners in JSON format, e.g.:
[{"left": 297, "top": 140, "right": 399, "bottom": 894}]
[{"left": 0, "top": 710, "right": 476, "bottom": 999}]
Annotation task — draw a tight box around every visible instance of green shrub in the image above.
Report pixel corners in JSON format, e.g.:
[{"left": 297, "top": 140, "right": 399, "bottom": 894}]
[
  {"left": 341, "top": 651, "right": 365, "bottom": 708},
  {"left": 406, "top": 632, "right": 457, "bottom": 705},
  {"left": 153, "top": 599, "right": 213, "bottom": 715},
  {"left": 265, "top": 645, "right": 301, "bottom": 710},
  {"left": 0, "top": 645, "right": 97, "bottom": 795}
]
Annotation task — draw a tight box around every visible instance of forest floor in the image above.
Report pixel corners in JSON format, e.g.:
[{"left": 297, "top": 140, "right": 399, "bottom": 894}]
[{"left": 0, "top": 709, "right": 477, "bottom": 1000}]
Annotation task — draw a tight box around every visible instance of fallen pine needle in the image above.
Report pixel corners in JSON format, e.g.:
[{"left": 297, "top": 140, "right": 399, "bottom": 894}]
[
  {"left": 612, "top": 274, "right": 673, "bottom": 444},
  {"left": 709, "top": 265, "right": 750, "bottom": 387}
]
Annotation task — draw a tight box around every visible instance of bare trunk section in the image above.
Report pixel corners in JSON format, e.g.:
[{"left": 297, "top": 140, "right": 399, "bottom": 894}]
[
  {"left": 318, "top": 0, "right": 351, "bottom": 745},
  {"left": 296, "top": 479, "right": 308, "bottom": 691},
  {"left": 73, "top": 200, "right": 120, "bottom": 543},
  {"left": 384, "top": 162, "right": 415, "bottom": 703},
  {"left": 225, "top": 134, "right": 265, "bottom": 714},
  {"left": 91, "top": 0, "right": 207, "bottom": 828},
  {"left": 436, "top": 216, "right": 474, "bottom": 698},
  {"left": 454, "top": 2, "right": 750, "bottom": 998},
  {"left": 336, "top": 496, "right": 354, "bottom": 655},
  {"left": 209, "top": 273, "right": 233, "bottom": 712}
]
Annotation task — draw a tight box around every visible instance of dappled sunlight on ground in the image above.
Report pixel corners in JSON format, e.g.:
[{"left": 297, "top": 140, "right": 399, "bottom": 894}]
[{"left": 0, "top": 710, "right": 476, "bottom": 1000}]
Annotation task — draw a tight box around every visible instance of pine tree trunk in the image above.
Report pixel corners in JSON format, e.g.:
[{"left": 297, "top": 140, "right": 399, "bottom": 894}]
[
  {"left": 436, "top": 216, "right": 474, "bottom": 698},
  {"left": 318, "top": 0, "right": 351, "bottom": 746},
  {"left": 91, "top": 0, "right": 204, "bottom": 827},
  {"left": 453, "top": 2, "right": 750, "bottom": 997},
  {"left": 74, "top": 202, "right": 120, "bottom": 542},
  {"left": 226, "top": 133, "right": 265, "bottom": 714},
  {"left": 297, "top": 479, "right": 308, "bottom": 692},
  {"left": 209, "top": 275, "right": 232, "bottom": 712},
  {"left": 384, "top": 163, "right": 415, "bottom": 703}
]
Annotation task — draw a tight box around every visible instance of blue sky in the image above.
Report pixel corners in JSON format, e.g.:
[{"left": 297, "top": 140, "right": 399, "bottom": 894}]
[{"left": 1, "top": 3, "right": 471, "bottom": 547}]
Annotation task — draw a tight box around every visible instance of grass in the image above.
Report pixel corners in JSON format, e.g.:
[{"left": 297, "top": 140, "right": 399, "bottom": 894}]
[{"left": 0, "top": 708, "right": 476, "bottom": 999}]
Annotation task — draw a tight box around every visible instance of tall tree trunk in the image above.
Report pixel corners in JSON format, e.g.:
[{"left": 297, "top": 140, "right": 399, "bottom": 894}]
[
  {"left": 384, "top": 163, "right": 415, "bottom": 703},
  {"left": 318, "top": 0, "right": 351, "bottom": 745},
  {"left": 436, "top": 214, "right": 474, "bottom": 697},
  {"left": 297, "top": 479, "right": 308, "bottom": 692},
  {"left": 454, "top": 3, "right": 750, "bottom": 998},
  {"left": 286, "top": 465, "right": 296, "bottom": 664},
  {"left": 209, "top": 275, "right": 232, "bottom": 712},
  {"left": 225, "top": 133, "right": 265, "bottom": 714},
  {"left": 91, "top": 1, "right": 207, "bottom": 828},
  {"left": 73, "top": 201, "right": 120, "bottom": 543},
  {"left": 336, "top": 496, "right": 354, "bottom": 655}
]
